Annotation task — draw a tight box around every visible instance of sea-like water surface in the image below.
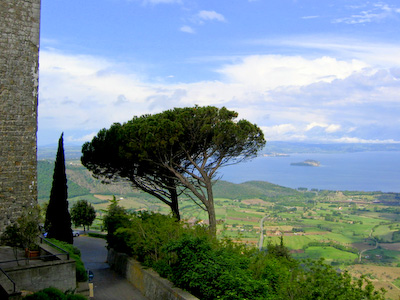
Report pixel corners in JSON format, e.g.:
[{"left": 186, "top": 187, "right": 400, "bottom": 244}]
[{"left": 219, "top": 151, "right": 400, "bottom": 193}]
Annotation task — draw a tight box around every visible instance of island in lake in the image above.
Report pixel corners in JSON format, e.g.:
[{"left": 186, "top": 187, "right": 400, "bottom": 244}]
[{"left": 290, "top": 159, "right": 320, "bottom": 167}]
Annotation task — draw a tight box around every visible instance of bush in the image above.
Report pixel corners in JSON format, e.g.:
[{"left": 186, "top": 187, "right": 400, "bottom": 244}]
[
  {"left": 23, "top": 287, "right": 87, "bottom": 300},
  {"left": 161, "top": 234, "right": 269, "bottom": 300},
  {"left": 102, "top": 197, "right": 131, "bottom": 248},
  {"left": 24, "top": 291, "right": 51, "bottom": 300},
  {"left": 107, "top": 212, "right": 386, "bottom": 300},
  {"left": 87, "top": 232, "right": 106, "bottom": 239},
  {"left": 66, "top": 294, "right": 88, "bottom": 300},
  {"left": 113, "top": 211, "right": 187, "bottom": 264},
  {"left": 46, "top": 239, "right": 88, "bottom": 282}
]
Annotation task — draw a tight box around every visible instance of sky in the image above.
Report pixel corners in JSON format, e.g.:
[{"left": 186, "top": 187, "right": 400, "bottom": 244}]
[{"left": 38, "top": 0, "right": 400, "bottom": 146}]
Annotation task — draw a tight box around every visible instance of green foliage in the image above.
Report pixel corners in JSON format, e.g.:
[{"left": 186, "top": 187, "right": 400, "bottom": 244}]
[
  {"left": 162, "top": 234, "right": 267, "bottom": 300},
  {"left": 70, "top": 200, "right": 96, "bottom": 231},
  {"left": 87, "top": 232, "right": 106, "bottom": 239},
  {"left": 81, "top": 119, "right": 182, "bottom": 220},
  {"left": 113, "top": 211, "right": 184, "bottom": 264},
  {"left": 392, "top": 230, "right": 400, "bottom": 242},
  {"left": 24, "top": 291, "right": 51, "bottom": 300},
  {"left": 45, "top": 133, "right": 73, "bottom": 244},
  {"left": 303, "top": 241, "right": 359, "bottom": 254},
  {"left": 47, "top": 238, "right": 88, "bottom": 282},
  {"left": 1, "top": 224, "right": 23, "bottom": 248},
  {"left": 23, "top": 287, "right": 87, "bottom": 300},
  {"left": 82, "top": 106, "right": 266, "bottom": 234},
  {"left": 102, "top": 196, "right": 131, "bottom": 248},
  {"left": 65, "top": 294, "right": 88, "bottom": 300},
  {"left": 293, "top": 259, "right": 385, "bottom": 300},
  {"left": 108, "top": 212, "right": 385, "bottom": 300},
  {"left": 213, "top": 180, "right": 306, "bottom": 201},
  {"left": 37, "top": 160, "right": 89, "bottom": 201},
  {"left": 1, "top": 207, "right": 41, "bottom": 251}
]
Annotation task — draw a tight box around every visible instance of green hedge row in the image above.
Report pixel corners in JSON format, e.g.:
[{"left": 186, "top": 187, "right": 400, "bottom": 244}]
[
  {"left": 23, "top": 287, "right": 86, "bottom": 300},
  {"left": 303, "top": 241, "right": 359, "bottom": 254},
  {"left": 46, "top": 239, "right": 88, "bottom": 282}
]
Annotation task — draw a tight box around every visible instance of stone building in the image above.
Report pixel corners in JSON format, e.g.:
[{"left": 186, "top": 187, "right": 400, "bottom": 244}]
[{"left": 0, "top": 0, "right": 41, "bottom": 235}]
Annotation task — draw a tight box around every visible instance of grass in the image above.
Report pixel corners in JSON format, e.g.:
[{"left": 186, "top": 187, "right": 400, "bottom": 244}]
[
  {"left": 393, "top": 278, "right": 400, "bottom": 289},
  {"left": 73, "top": 190, "right": 400, "bottom": 269},
  {"left": 374, "top": 224, "right": 396, "bottom": 242},
  {"left": 295, "top": 246, "right": 358, "bottom": 262}
]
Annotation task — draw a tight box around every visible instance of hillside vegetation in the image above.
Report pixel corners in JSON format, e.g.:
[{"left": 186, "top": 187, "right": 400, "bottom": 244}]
[{"left": 38, "top": 158, "right": 400, "bottom": 299}]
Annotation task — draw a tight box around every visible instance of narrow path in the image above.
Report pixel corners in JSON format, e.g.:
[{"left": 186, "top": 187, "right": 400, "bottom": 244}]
[
  {"left": 358, "top": 229, "right": 379, "bottom": 262},
  {"left": 73, "top": 235, "right": 148, "bottom": 300}
]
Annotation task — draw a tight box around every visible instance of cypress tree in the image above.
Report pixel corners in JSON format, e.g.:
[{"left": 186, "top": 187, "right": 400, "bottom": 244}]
[{"left": 44, "top": 133, "right": 73, "bottom": 244}]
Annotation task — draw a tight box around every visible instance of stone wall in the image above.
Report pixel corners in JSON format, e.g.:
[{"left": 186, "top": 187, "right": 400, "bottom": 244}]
[
  {"left": 108, "top": 248, "right": 199, "bottom": 300},
  {"left": 5, "top": 259, "right": 76, "bottom": 293},
  {"left": 0, "top": 0, "right": 40, "bottom": 234}
]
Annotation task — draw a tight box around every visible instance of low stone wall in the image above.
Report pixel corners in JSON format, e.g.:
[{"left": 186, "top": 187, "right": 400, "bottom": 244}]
[
  {"left": 5, "top": 259, "right": 76, "bottom": 293},
  {"left": 107, "top": 248, "right": 199, "bottom": 300}
]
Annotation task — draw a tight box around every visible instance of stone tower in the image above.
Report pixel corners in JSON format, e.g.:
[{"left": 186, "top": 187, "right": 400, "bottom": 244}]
[{"left": 0, "top": 0, "right": 41, "bottom": 234}]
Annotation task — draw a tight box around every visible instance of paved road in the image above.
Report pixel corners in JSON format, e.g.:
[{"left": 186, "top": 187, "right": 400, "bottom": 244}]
[{"left": 73, "top": 236, "right": 148, "bottom": 300}]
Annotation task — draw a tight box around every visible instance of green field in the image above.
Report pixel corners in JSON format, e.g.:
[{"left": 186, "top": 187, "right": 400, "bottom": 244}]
[
  {"left": 296, "top": 246, "right": 358, "bottom": 262},
  {"left": 38, "top": 158, "right": 400, "bottom": 299}
]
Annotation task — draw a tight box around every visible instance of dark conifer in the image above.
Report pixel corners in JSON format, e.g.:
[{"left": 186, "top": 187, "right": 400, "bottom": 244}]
[{"left": 44, "top": 133, "right": 73, "bottom": 244}]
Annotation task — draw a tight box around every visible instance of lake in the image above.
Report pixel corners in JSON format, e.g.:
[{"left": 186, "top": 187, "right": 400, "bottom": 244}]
[{"left": 219, "top": 151, "right": 400, "bottom": 193}]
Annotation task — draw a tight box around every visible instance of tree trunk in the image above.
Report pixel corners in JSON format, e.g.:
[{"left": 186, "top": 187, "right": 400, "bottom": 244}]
[
  {"left": 207, "top": 205, "right": 217, "bottom": 235},
  {"left": 170, "top": 188, "right": 181, "bottom": 221},
  {"left": 205, "top": 179, "right": 216, "bottom": 235}
]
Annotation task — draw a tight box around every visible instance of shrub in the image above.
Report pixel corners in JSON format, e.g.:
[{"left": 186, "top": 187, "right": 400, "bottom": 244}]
[
  {"left": 23, "top": 287, "right": 87, "bottom": 300},
  {"left": 107, "top": 212, "right": 386, "bottom": 300},
  {"left": 37, "top": 288, "right": 65, "bottom": 300},
  {"left": 160, "top": 234, "right": 269, "bottom": 300},
  {"left": 102, "top": 197, "right": 131, "bottom": 248},
  {"left": 66, "top": 294, "right": 88, "bottom": 300},
  {"left": 113, "top": 211, "right": 187, "bottom": 264},
  {"left": 87, "top": 232, "right": 106, "bottom": 239},
  {"left": 24, "top": 291, "right": 51, "bottom": 300},
  {"left": 46, "top": 239, "right": 88, "bottom": 282}
]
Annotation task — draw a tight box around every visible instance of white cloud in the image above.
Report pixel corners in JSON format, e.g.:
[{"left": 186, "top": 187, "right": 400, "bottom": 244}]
[
  {"left": 306, "top": 122, "right": 327, "bottom": 131},
  {"left": 180, "top": 25, "right": 195, "bottom": 34},
  {"left": 325, "top": 124, "right": 341, "bottom": 133},
  {"left": 197, "top": 10, "right": 226, "bottom": 22},
  {"left": 217, "top": 55, "right": 367, "bottom": 89},
  {"left": 180, "top": 10, "right": 226, "bottom": 35},
  {"left": 38, "top": 48, "right": 400, "bottom": 145},
  {"left": 302, "top": 16, "right": 319, "bottom": 20},
  {"left": 261, "top": 124, "right": 306, "bottom": 142},
  {"left": 333, "top": 2, "right": 400, "bottom": 24},
  {"left": 332, "top": 137, "right": 400, "bottom": 144},
  {"left": 65, "top": 133, "right": 97, "bottom": 143},
  {"left": 38, "top": 51, "right": 156, "bottom": 133},
  {"left": 305, "top": 123, "right": 341, "bottom": 133},
  {"left": 251, "top": 36, "right": 400, "bottom": 68}
]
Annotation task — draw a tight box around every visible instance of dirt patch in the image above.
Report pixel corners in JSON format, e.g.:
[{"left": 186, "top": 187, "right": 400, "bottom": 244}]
[
  {"left": 348, "top": 265, "right": 400, "bottom": 280},
  {"left": 372, "top": 281, "right": 400, "bottom": 300},
  {"left": 242, "top": 199, "right": 269, "bottom": 205},
  {"left": 380, "top": 243, "right": 400, "bottom": 251},
  {"left": 304, "top": 231, "right": 330, "bottom": 235},
  {"left": 227, "top": 217, "right": 260, "bottom": 222},
  {"left": 347, "top": 265, "right": 400, "bottom": 300},
  {"left": 352, "top": 242, "right": 376, "bottom": 252}
]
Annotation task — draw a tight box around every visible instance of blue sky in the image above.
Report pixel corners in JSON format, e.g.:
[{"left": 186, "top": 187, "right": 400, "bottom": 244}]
[{"left": 38, "top": 0, "right": 400, "bottom": 146}]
